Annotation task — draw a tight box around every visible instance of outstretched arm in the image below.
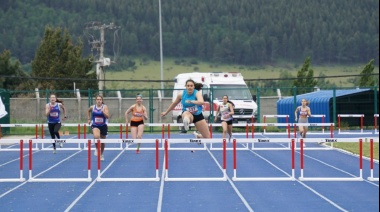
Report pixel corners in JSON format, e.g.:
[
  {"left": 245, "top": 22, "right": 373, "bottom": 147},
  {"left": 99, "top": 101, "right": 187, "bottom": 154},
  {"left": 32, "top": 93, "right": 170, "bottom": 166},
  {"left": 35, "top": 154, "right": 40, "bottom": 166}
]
[{"left": 161, "top": 93, "right": 182, "bottom": 116}]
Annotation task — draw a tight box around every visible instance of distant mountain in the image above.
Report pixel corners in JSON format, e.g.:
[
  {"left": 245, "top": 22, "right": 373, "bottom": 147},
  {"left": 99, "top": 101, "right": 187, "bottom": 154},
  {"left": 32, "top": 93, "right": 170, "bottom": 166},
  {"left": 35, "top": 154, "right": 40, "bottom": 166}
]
[{"left": 0, "top": 0, "right": 378, "bottom": 65}]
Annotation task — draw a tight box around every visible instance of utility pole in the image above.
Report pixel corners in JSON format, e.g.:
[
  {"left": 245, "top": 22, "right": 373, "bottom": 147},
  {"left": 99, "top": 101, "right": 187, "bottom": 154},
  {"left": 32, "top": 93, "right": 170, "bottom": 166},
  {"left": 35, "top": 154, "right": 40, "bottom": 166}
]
[{"left": 85, "top": 22, "right": 120, "bottom": 95}]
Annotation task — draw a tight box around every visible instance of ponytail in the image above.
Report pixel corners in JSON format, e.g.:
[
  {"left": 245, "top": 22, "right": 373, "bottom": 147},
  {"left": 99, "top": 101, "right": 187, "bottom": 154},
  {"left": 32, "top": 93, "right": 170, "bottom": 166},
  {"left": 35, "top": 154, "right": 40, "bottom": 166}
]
[{"left": 227, "top": 100, "right": 235, "bottom": 108}]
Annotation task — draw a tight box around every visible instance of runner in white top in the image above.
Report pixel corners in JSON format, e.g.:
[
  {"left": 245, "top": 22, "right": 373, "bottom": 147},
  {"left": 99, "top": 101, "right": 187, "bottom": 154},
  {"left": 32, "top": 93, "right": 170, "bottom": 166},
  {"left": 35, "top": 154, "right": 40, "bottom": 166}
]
[
  {"left": 214, "top": 95, "right": 235, "bottom": 140},
  {"left": 294, "top": 98, "right": 311, "bottom": 138}
]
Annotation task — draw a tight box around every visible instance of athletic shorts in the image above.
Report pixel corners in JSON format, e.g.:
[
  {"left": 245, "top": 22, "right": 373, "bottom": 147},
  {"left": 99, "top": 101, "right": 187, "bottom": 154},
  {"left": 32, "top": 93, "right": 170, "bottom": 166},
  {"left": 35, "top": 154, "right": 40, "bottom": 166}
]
[
  {"left": 192, "top": 113, "right": 205, "bottom": 124},
  {"left": 222, "top": 119, "right": 233, "bottom": 126},
  {"left": 91, "top": 125, "right": 108, "bottom": 136},
  {"left": 130, "top": 120, "right": 144, "bottom": 127},
  {"left": 298, "top": 118, "right": 308, "bottom": 129}
]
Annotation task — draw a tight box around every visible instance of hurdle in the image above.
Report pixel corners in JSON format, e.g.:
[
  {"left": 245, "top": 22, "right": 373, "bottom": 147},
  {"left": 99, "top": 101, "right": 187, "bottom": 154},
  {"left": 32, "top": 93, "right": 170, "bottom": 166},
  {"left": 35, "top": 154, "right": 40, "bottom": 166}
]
[
  {"left": 294, "top": 123, "right": 335, "bottom": 150},
  {"left": 28, "top": 139, "right": 92, "bottom": 182},
  {"left": 40, "top": 123, "right": 83, "bottom": 151},
  {"left": 0, "top": 139, "right": 26, "bottom": 182},
  {"left": 367, "top": 138, "right": 379, "bottom": 181},
  {"left": 298, "top": 138, "right": 363, "bottom": 181},
  {"left": 374, "top": 114, "right": 379, "bottom": 134},
  {"left": 0, "top": 124, "right": 39, "bottom": 151},
  {"left": 307, "top": 115, "right": 328, "bottom": 134},
  {"left": 232, "top": 138, "right": 295, "bottom": 181},
  {"left": 338, "top": 114, "right": 372, "bottom": 134},
  {"left": 209, "top": 123, "right": 251, "bottom": 150},
  {"left": 263, "top": 115, "right": 289, "bottom": 134},
  {"left": 97, "top": 139, "right": 160, "bottom": 182},
  {"left": 164, "top": 138, "right": 227, "bottom": 181},
  {"left": 164, "top": 123, "right": 207, "bottom": 150}
]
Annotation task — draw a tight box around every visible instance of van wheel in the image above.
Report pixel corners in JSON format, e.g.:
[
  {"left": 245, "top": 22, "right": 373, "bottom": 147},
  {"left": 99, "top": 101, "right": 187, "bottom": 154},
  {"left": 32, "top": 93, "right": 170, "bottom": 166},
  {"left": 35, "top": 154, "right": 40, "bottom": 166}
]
[{"left": 177, "top": 117, "right": 187, "bottom": 133}]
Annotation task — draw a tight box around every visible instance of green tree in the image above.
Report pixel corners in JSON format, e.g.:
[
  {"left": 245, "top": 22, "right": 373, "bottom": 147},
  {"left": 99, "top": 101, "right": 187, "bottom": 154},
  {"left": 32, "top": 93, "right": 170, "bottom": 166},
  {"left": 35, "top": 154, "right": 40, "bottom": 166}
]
[
  {"left": 358, "top": 59, "right": 376, "bottom": 87},
  {"left": 0, "top": 49, "right": 31, "bottom": 90},
  {"left": 293, "top": 57, "right": 317, "bottom": 94},
  {"left": 31, "top": 27, "right": 96, "bottom": 93}
]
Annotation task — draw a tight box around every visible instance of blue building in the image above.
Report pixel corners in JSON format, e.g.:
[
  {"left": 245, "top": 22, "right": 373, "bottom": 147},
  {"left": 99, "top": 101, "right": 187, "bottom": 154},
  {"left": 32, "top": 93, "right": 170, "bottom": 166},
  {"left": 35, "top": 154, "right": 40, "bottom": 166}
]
[{"left": 277, "top": 89, "right": 378, "bottom": 126}]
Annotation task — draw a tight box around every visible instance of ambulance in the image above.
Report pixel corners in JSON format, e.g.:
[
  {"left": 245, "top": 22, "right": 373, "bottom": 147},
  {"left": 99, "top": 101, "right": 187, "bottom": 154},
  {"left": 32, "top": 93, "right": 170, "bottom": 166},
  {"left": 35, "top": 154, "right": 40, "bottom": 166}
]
[{"left": 172, "top": 72, "right": 257, "bottom": 131}]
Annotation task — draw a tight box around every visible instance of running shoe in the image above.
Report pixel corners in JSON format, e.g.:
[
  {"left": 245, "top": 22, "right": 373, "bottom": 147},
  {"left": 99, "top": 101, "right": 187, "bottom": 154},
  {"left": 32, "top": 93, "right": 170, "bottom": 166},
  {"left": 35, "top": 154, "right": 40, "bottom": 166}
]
[
  {"left": 53, "top": 149, "right": 56, "bottom": 154},
  {"left": 183, "top": 117, "right": 190, "bottom": 131},
  {"left": 94, "top": 149, "right": 97, "bottom": 156},
  {"left": 100, "top": 155, "right": 104, "bottom": 161},
  {"left": 136, "top": 149, "right": 140, "bottom": 154},
  {"left": 59, "top": 142, "right": 63, "bottom": 148},
  {"left": 193, "top": 131, "right": 199, "bottom": 138}
]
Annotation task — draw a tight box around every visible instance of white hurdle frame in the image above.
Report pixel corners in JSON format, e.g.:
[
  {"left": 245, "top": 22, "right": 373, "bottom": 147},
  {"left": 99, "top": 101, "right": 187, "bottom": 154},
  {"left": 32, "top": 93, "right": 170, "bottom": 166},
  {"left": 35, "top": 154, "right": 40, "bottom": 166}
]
[
  {"left": 367, "top": 138, "right": 379, "bottom": 181},
  {"left": 374, "top": 114, "right": 379, "bottom": 134},
  {"left": 232, "top": 138, "right": 295, "bottom": 181},
  {"left": 164, "top": 138, "right": 227, "bottom": 181},
  {"left": 298, "top": 138, "right": 364, "bottom": 181},
  {"left": 307, "top": 114, "right": 328, "bottom": 134},
  {"left": 338, "top": 114, "right": 372, "bottom": 134},
  {"left": 96, "top": 139, "right": 160, "bottom": 182},
  {"left": 40, "top": 123, "right": 83, "bottom": 151},
  {"left": 0, "top": 124, "right": 39, "bottom": 151},
  {"left": 263, "top": 115, "right": 289, "bottom": 134},
  {"left": 28, "top": 139, "right": 92, "bottom": 182},
  {"left": 0, "top": 139, "right": 26, "bottom": 182}
]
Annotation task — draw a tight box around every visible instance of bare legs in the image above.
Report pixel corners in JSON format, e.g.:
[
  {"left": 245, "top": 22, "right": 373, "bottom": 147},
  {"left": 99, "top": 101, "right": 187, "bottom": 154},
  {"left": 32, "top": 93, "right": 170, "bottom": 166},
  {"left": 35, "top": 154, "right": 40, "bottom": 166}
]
[{"left": 131, "top": 124, "right": 144, "bottom": 153}]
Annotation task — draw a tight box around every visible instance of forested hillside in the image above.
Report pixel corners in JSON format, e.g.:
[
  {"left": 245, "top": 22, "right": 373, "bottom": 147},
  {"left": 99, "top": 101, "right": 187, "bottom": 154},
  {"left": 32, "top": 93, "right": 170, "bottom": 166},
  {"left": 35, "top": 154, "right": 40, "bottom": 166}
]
[{"left": 0, "top": 0, "right": 378, "bottom": 65}]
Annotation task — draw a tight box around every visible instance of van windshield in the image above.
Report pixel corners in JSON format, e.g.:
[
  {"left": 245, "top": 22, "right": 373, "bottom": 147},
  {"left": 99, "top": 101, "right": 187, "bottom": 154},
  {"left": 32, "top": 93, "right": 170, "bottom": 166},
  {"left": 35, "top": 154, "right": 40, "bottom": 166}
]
[{"left": 210, "top": 84, "right": 252, "bottom": 100}]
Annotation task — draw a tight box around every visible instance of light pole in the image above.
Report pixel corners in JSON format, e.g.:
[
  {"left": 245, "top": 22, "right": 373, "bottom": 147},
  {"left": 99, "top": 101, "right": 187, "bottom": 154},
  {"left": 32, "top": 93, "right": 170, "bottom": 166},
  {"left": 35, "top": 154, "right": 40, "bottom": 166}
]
[{"left": 159, "top": 0, "right": 164, "bottom": 97}]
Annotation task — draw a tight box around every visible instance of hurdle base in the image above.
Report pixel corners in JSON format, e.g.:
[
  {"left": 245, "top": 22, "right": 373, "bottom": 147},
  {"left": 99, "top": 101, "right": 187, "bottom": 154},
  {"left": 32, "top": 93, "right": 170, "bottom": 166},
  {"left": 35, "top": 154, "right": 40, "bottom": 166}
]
[
  {"left": 0, "top": 178, "right": 26, "bottom": 182},
  {"left": 298, "top": 177, "right": 363, "bottom": 181},
  {"left": 367, "top": 177, "right": 379, "bottom": 181},
  {"left": 28, "top": 177, "right": 92, "bottom": 182},
  {"left": 232, "top": 177, "right": 295, "bottom": 181},
  {"left": 97, "top": 177, "right": 160, "bottom": 182},
  {"left": 165, "top": 177, "right": 227, "bottom": 181}
]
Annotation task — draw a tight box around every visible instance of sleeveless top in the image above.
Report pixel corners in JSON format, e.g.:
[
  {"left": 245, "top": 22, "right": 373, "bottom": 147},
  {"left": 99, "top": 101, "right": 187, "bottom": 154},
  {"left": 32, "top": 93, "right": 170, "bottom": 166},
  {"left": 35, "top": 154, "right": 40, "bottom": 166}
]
[
  {"left": 48, "top": 103, "right": 61, "bottom": 123},
  {"left": 91, "top": 104, "right": 108, "bottom": 126},
  {"left": 219, "top": 103, "right": 233, "bottom": 121},
  {"left": 130, "top": 105, "right": 145, "bottom": 122},
  {"left": 297, "top": 106, "right": 310, "bottom": 117},
  {"left": 181, "top": 90, "right": 202, "bottom": 116}
]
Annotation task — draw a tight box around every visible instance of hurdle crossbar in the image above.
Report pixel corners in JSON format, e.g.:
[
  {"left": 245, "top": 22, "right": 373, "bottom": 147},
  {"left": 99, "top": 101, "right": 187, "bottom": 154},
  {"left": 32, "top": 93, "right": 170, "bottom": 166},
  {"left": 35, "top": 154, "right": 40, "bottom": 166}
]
[
  {"left": 0, "top": 139, "right": 26, "bottom": 182},
  {"left": 338, "top": 114, "right": 372, "bottom": 134},
  {"left": 263, "top": 115, "right": 289, "bottom": 134},
  {"left": 97, "top": 139, "right": 160, "bottom": 182},
  {"left": 307, "top": 115, "right": 328, "bottom": 134},
  {"left": 28, "top": 139, "right": 92, "bottom": 182},
  {"left": 232, "top": 139, "right": 295, "bottom": 181},
  {"left": 367, "top": 138, "right": 379, "bottom": 181},
  {"left": 164, "top": 139, "right": 227, "bottom": 181},
  {"left": 299, "top": 138, "right": 363, "bottom": 181},
  {"left": 0, "top": 124, "right": 40, "bottom": 151}
]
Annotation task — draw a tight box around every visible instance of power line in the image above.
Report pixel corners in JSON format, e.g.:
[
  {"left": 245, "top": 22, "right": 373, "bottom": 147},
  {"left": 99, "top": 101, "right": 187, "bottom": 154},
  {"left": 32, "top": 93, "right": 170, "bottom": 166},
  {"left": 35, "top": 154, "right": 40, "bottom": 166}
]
[{"left": 1, "top": 73, "right": 378, "bottom": 83}]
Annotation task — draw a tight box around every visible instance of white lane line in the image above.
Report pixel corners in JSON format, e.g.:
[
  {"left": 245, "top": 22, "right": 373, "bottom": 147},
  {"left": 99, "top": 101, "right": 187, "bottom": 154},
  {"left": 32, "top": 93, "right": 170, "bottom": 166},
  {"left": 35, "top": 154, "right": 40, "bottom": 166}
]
[
  {"left": 65, "top": 148, "right": 126, "bottom": 212},
  {"left": 207, "top": 146, "right": 254, "bottom": 212},
  {"left": 156, "top": 156, "right": 166, "bottom": 212},
  {"left": 250, "top": 148, "right": 348, "bottom": 211}
]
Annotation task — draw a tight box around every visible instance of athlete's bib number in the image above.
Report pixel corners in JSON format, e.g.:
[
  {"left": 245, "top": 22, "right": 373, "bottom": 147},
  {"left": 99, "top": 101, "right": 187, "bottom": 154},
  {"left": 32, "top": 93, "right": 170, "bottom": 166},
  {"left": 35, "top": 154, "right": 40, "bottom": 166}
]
[
  {"left": 185, "top": 106, "right": 198, "bottom": 114},
  {"left": 222, "top": 111, "right": 230, "bottom": 119},
  {"left": 95, "top": 117, "right": 104, "bottom": 124},
  {"left": 50, "top": 112, "right": 58, "bottom": 117}
]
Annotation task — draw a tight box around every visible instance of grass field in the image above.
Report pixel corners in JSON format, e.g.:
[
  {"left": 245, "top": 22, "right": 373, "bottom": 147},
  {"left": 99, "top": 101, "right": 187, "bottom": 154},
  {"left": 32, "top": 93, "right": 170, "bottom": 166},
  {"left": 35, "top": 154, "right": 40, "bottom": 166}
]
[
  {"left": 326, "top": 142, "right": 379, "bottom": 160},
  {"left": 105, "top": 58, "right": 379, "bottom": 90}
]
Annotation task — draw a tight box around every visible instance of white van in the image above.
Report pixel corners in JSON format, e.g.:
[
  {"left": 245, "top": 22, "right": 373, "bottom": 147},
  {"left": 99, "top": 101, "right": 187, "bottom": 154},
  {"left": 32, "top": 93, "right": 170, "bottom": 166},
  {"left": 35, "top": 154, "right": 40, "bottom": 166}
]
[{"left": 172, "top": 72, "right": 258, "bottom": 131}]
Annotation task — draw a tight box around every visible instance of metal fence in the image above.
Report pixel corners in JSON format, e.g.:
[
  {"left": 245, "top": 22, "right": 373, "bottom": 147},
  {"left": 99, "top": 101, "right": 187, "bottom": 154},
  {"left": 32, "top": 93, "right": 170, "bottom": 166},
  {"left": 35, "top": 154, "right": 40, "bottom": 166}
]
[{"left": 3, "top": 86, "right": 378, "bottom": 125}]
